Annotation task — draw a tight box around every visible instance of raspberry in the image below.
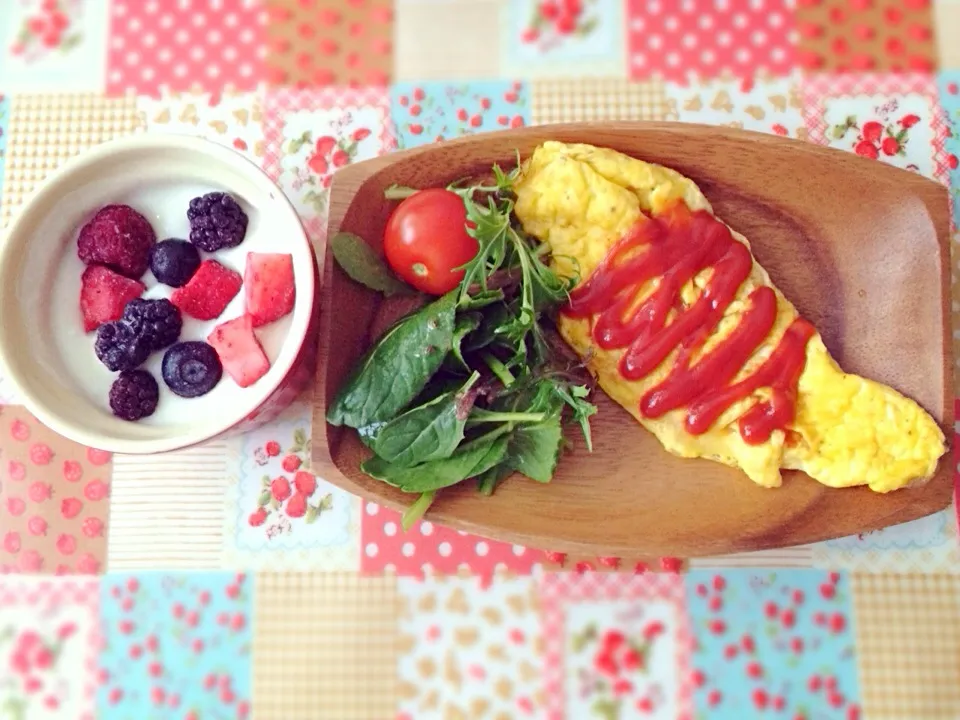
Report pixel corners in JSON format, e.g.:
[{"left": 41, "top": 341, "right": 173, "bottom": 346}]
[
  {"left": 77, "top": 205, "right": 156, "bottom": 279},
  {"left": 161, "top": 342, "right": 222, "bottom": 398},
  {"left": 285, "top": 493, "right": 307, "bottom": 518},
  {"left": 187, "top": 192, "right": 248, "bottom": 252},
  {"left": 293, "top": 470, "right": 316, "bottom": 496},
  {"left": 122, "top": 298, "right": 182, "bottom": 351},
  {"left": 264, "top": 441, "right": 280, "bottom": 457},
  {"left": 270, "top": 477, "right": 291, "bottom": 502},
  {"left": 95, "top": 321, "right": 150, "bottom": 372},
  {"left": 282, "top": 455, "right": 301, "bottom": 472},
  {"left": 109, "top": 369, "right": 159, "bottom": 421},
  {"left": 149, "top": 239, "right": 201, "bottom": 287}
]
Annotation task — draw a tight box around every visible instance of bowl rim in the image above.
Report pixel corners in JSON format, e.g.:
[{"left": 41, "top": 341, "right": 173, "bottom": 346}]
[{"left": 0, "top": 133, "right": 315, "bottom": 454}]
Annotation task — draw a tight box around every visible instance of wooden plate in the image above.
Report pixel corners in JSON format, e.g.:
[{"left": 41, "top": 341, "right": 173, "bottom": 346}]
[{"left": 311, "top": 122, "right": 953, "bottom": 557}]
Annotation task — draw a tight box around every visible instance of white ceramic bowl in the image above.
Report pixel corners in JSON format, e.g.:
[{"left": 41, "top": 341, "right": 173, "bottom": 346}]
[{"left": 0, "top": 135, "right": 316, "bottom": 453}]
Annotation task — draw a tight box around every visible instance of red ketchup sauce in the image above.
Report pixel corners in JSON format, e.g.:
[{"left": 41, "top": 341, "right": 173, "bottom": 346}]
[{"left": 562, "top": 201, "right": 814, "bottom": 445}]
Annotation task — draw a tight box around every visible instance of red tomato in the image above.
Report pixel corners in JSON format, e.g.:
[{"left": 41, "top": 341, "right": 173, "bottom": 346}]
[{"left": 383, "top": 188, "right": 478, "bottom": 295}]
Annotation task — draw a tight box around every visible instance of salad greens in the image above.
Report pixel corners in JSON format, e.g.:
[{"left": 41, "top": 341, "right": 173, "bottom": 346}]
[{"left": 328, "top": 158, "right": 597, "bottom": 530}]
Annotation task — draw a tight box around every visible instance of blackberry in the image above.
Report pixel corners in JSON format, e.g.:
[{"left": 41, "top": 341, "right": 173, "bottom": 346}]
[
  {"left": 149, "top": 238, "right": 201, "bottom": 287},
  {"left": 187, "top": 192, "right": 248, "bottom": 252},
  {"left": 94, "top": 321, "right": 150, "bottom": 372},
  {"left": 161, "top": 341, "right": 223, "bottom": 398},
  {"left": 109, "top": 369, "right": 159, "bottom": 421},
  {"left": 122, "top": 298, "right": 182, "bottom": 351}
]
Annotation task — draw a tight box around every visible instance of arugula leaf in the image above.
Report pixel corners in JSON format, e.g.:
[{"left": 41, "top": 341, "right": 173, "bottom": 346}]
[
  {"left": 459, "top": 288, "right": 505, "bottom": 311},
  {"left": 327, "top": 292, "right": 457, "bottom": 428},
  {"left": 362, "top": 429, "right": 510, "bottom": 493},
  {"left": 504, "top": 416, "right": 563, "bottom": 483},
  {"left": 330, "top": 232, "right": 413, "bottom": 296},
  {"left": 554, "top": 383, "right": 598, "bottom": 452},
  {"left": 369, "top": 372, "right": 480, "bottom": 467}
]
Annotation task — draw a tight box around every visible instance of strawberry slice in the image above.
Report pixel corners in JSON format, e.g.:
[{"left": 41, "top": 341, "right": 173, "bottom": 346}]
[
  {"left": 244, "top": 253, "right": 295, "bottom": 327},
  {"left": 171, "top": 260, "right": 242, "bottom": 320},
  {"left": 207, "top": 315, "right": 270, "bottom": 388},
  {"left": 79, "top": 265, "right": 145, "bottom": 332}
]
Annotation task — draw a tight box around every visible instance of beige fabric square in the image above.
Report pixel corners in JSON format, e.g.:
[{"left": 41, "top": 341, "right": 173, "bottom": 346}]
[
  {"left": 852, "top": 574, "right": 960, "bottom": 719},
  {"left": 934, "top": 2, "right": 960, "bottom": 70},
  {"left": 395, "top": 0, "right": 502, "bottom": 81},
  {"left": 254, "top": 572, "right": 399, "bottom": 720},
  {"left": 0, "top": 93, "right": 141, "bottom": 229},
  {"left": 530, "top": 78, "right": 670, "bottom": 125}
]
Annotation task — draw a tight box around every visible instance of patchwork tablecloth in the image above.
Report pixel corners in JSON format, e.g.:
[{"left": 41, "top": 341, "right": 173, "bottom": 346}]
[{"left": 1, "top": 1, "right": 959, "bottom": 718}]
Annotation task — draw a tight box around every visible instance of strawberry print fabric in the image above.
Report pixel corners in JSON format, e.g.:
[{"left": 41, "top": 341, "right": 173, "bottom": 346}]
[
  {"left": 0, "top": 577, "right": 99, "bottom": 720},
  {"left": 626, "top": 0, "right": 797, "bottom": 83},
  {"left": 685, "top": 570, "right": 861, "bottom": 719},
  {"left": 97, "top": 572, "right": 252, "bottom": 719},
  {"left": 540, "top": 572, "right": 694, "bottom": 720},
  {"left": 106, "top": 0, "right": 265, "bottom": 97},
  {"left": 0, "top": 408, "right": 111, "bottom": 576}
]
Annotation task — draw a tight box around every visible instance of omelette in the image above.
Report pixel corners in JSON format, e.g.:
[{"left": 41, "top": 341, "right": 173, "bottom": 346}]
[{"left": 513, "top": 141, "right": 945, "bottom": 493}]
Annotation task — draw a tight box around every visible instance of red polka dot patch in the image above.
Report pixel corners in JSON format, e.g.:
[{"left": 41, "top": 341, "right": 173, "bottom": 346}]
[
  {"left": 106, "top": 0, "right": 266, "bottom": 97},
  {"left": 626, "top": 0, "right": 797, "bottom": 82},
  {"left": 360, "top": 502, "right": 544, "bottom": 582}
]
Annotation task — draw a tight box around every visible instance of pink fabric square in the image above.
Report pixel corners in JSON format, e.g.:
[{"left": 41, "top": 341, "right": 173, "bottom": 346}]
[{"left": 106, "top": 0, "right": 265, "bottom": 97}]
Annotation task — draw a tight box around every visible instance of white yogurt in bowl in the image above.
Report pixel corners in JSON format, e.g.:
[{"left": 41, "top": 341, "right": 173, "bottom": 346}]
[{"left": 0, "top": 135, "right": 315, "bottom": 453}]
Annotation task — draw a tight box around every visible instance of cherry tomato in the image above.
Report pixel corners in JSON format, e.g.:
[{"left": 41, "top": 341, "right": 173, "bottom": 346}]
[{"left": 383, "top": 188, "right": 478, "bottom": 295}]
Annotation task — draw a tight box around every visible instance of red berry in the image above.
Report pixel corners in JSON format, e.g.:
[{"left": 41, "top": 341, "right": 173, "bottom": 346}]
[
  {"left": 574, "top": 561, "right": 594, "bottom": 573},
  {"left": 660, "top": 556, "right": 682, "bottom": 573},
  {"left": 724, "top": 644, "right": 738, "bottom": 659},
  {"left": 270, "top": 477, "right": 291, "bottom": 502},
  {"left": 540, "top": 1, "right": 559, "bottom": 19},
  {"left": 862, "top": 121, "right": 883, "bottom": 143},
  {"left": 5, "top": 498, "right": 25, "bottom": 516},
  {"left": 469, "top": 114, "right": 482, "bottom": 128},
  {"left": 510, "top": 115, "right": 525, "bottom": 129},
  {"left": 633, "top": 561, "right": 648, "bottom": 574},
  {"left": 746, "top": 661, "right": 763, "bottom": 679},
  {"left": 900, "top": 113, "right": 921, "bottom": 129},
  {"left": 352, "top": 128, "right": 371, "bottom": 142},
  {"left": 480, "top": 97, "right": 491, "bottom": 110},
  {"left": 847, "top": 704, "right": 861, "bottom": 720},
  {"left": 264, "top": 441, "right": 280, "bottom": 456},
  {"left": 602, "top": 629, "right": 625, "bottom": 648},
  {"left": 791, "top": 636, "right": 804, "bottom": 653},
  {"left": 520, "top": 27, "right": 539, "bottom": 42},
  {"left": 171, "top": 260, "right": 242, "bottom": 321},
  {"left": 752, "top": 688, "right": 768, "bottom": 709},
  {"left": 792, "top": 589, "right": 804, "bottom": 604},
  {"left": 60, "top": 498, "right": 83, "bottom": 519},
  {"left": 781, "top": 608, "right": 796, "bottom": 628},
  {"left": 412, "top": 87, "right": 425, "bottom": 101},
  {"left": 409, "top": 123, "right": 423, "bottom": 135},
  {"left": 741, "top": 634, "right": 755, "bottom": 653},
  {"left": 29, "top": 482, "right": 52, "bottom": 502},
  {"left": 79, "top": 266, "right": 145, "bottom": 332},
  {"left": 764, "top": 601, "right": 778, "bottom": 618},
  {"left": 621, "top": 648, "right": 642, "bottom": 670},
  {"left": 593, "top": 650, "right": 617, "bottom": 676},
  {"left": 829, "top": 572, "right": 841, "bottom": 584},
  {"left": 636, "top": 697, "right": 653, "bottom": 712},
  {"left": 809, "top": 675, "right": 822, "bottom": 692},
  {"left": 829, "top": 692, "right": 845, "bottom": 708},
  {"left": 56, "top": 534, "right": 76, "bottom": 555},
  {"left": 62, "top": 461, "right": 82, "bottom": 482},
  {"left": 285, "top": 493, "right": 307, "bottom": 518},
  {"left": 707, "top": 689, "right": 722, "bottom": 707},
  {"left": 881, "top": 136, "right": 900, "bottom": 156},
  {"left": 708, "top": 595, "right": 722, "bottom": 612},
  {"left": 315, "top": 135, "right": 337, "bottom": 155},
  {"left": 825, "top": 676, "right": 838, "bottom": 691},
  {"left": 248, "top": 508, "right": 267, "bottom": 527},
  {"left": 497, "top": 115, "right": 509, "bottom": 126},
  {"left": 949, "top": 82, "right": 959, "bottom": 95},
  {"left": 820, "top": 583, "right": 836, "bottom": 599},
  {"left": 409, "top": 104, "right": 421, "bottom": 117},
  {"left": 27, "top": 516, "right": 47, "bottom": 536},
  {"left": 77, "top": 204, "right": 156, "bottom": 279},
  {"left": 281, "top": 455, "right": 301, "bottom": 472},
  {"left": 555, "top": 13, "right": 576, "bottom": 33},
  {"left": 708, "top": 619, "right": 726, "bottom": 635},
  {"left": 854, "top": 140, "right": 879, "bottom": 159},
  {"left": 773, "top": 696, "right": 786, "bottom": 711},
  {"left": 612, "top": 678, "right": 633, "bottom": 696},
  {"left": 504, "top": 91, "right": 519, "bottom": 103},
  {"left": 4, "top": 531, "right": 22, "bottom": 554},
  {"left": 949, "top": 154, "right": 959, "bottom": 170},
  {"left": 814, "top": 611, "right": 827, "bottom": 625},
  {"left": 712, "top": 575, "right": 726, "bottom": 591},
  {"left": 332, "top": 150, "right": 350, "bottom": 167},
  {"left": 772, "top": 123, "right": 788, "bottom": 136},
  {"left": 597, "top": 556, "right": 620, "bottom": 568},
  {"left": 456, "top": 108, "right": 468, "bottom": 122},
  {"left": 696, "top": 583, "right": 707, "bottom": 597},
  {"left": 829, "top": 613, "right": 847, "bottom": 633},
  {"left": 544, "top": 551, "right": 566, "bottom": 564},
  {"left": 691, "top": 669, "right": 706, "bottom": 687},
  {"left": 643, "top": 621, "right": 664, "bottom": 640}
]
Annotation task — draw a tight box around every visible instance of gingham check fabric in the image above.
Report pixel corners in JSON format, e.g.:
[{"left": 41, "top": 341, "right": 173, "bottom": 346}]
[
  {"left": 530, "top": 78, "right": 670, "bottom": 125},
  {"left": 254, "top": 572, "right": 399, "bottom": 720},
  {"left": 0, "top": 93, "right": 141, "bottom": 229},
  {"left": 852, "top": 573, "right": 960, "bottom": 719}
]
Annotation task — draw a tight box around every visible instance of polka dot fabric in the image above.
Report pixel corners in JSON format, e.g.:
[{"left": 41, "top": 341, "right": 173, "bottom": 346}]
[
  {"left": 626, "top": 0, "right": 797, "bottom": 83},
  {"left": 106, "top": 0, "right": 266, "bottom": 97},
  {"left": 360, "top": 502, "right": 545, "bottom": 582}
]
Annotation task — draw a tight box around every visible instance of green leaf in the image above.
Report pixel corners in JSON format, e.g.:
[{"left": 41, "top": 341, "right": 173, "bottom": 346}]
[
  {"left": 362, "top": 429, "right": 510, "bottom": 493},
  {"left": 401, "top": 491, "right": 436, "bottom": 530},
  {"left": 260, "top": 475, "right": 270, "bottom": 487},
  {"left": 320, "top": 493, "right": 334, "bottom": 510},
  {"left": 268, "top": 496, "right": 280, "bottom": 510},
  {"left": 476, "top": 463, "right": 512, "bottom": 495},
  {"left": 591, "top": 698, "right": 620, "bottom": 720},
  {"left": 504, "top": 416, "right": 563, "bottom": 483},
  {"left": 330, "top": 232, "right": 414, "bottom": 296},
  {"left": 305, "top": 506, "right": 318, "bottom": 524},
  {"left": 59, "top": 34, "right": 82, "bottom": 52},
  {"left": 257, "top": 489, "right": 271, "bottom": 507},
  {"left": 459, "top": 288, "right": 506, "bottom": 311},
  {"left": 449, "top": 313, "right": 481, "bottom": 370},
  {"left": 328, "top": 292, "right": 458, "bottom": 428},
  {"left": 369, "top": 372, "right": 480, "bottom": 467}
]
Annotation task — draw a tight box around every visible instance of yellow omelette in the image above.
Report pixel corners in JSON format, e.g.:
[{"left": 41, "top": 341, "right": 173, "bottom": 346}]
[{"left": 513, "top": 141, "right": 945, "bottom": 493}]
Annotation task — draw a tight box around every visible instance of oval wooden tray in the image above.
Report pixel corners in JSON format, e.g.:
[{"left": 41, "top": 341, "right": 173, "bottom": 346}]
[{"left": 311, "top": 122, "right": 953, "bottom": 557}]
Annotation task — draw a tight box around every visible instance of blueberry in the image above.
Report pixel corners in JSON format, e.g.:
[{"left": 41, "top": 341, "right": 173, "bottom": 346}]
[
  {"left": 122, "top": 298, "right": 182, "bottom": 351},
  {"left": 109, "top": 369, "right": 159, "bottom": 421},
  {"left": 162, "top": 341, "right": 223, "bottom": 398},
  {"left": 95, "top": 321, "right": 150, "bottom": 372},
  {"left": 149, "top": 239, "right": 201, "bottom": 287}
]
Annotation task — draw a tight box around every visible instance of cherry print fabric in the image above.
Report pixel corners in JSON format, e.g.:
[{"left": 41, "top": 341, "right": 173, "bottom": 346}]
[
  {"left": 0, "top": 407, "right": 111, "bottom": 576},
  {"left": 106, "top": 0, "right": 265, "bottom": 97}
]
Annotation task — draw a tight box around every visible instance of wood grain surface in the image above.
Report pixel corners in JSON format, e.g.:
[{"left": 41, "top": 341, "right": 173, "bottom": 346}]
[{"left": 312, "top": 122, "right": 953, "bottom": 557}]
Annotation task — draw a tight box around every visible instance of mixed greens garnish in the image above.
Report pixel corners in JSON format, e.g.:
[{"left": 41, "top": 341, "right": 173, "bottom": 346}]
[{"left": 327, "top": 159, "right": 596, "bottom": 529}]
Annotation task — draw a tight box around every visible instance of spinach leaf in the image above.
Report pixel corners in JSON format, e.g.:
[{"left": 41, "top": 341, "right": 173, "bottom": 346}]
[
  {"left": 327, "top": 292, "right": 457, "bottom": 429},
  {"left": 362, "top": 430, "right": 510, "bottom": 493},
  {"left": 401, "top": 491, "right": 436, "bottom": 531},
  {"left": 330, "top": 232, "right": 413, "bottom": 296},
  {"left": 504, "top": 416, "right": 563, "bottom": 483},
  {"left": 449, "top": 313, "right": 481, "bottom": 371},
  {"left": 369, "top": 372, "right": 479, "bottom": 468},
  {"left": 476, "top": 464, "right": 512, "bottom": 496}
]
